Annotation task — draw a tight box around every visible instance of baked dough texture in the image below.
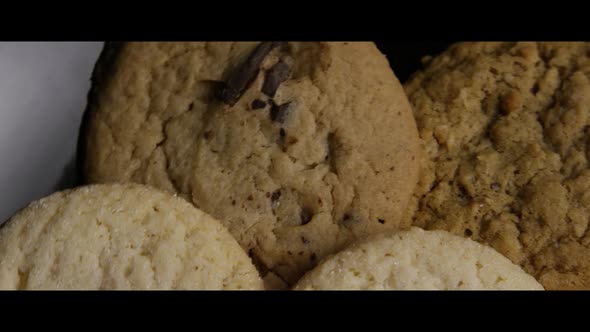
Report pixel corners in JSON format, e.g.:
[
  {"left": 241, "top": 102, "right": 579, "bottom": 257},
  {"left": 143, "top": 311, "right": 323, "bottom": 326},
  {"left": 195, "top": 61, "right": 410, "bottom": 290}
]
[
  {"left": 0, "top": 184, "right": 263, "bottom": 290},
  {"left": 294, "top": 227, "right": 544, "bottom": 290},
  {"left": 405, "top": 42, "right": 590, "bottom": 289}
]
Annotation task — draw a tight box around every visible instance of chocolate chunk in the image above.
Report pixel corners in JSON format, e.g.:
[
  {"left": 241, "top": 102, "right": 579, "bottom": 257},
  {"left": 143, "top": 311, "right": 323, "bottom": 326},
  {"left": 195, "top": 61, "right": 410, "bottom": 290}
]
[
  {"left": 247, "top": 195, "right": 253, "bottom": 201},
  {"left": 377, "top": 219, "right": 385, "bottom": 224},
  {"left": 464, "top": 229, "right": 473, "bottom": 237},
  {"left": 251, "top": 99, "right": 267, "bottom": 110},
  {"left": 270, "top": 102, "right": 291, "bottom": 124},
  {"left": 490, "top": 182, "right": 501, "bottom": 192},
  {"left": 218, "top": 42, "right": 284, "bottom": 106},
  {"left": 300, "top": 208, "right": 313, "bottom": 225},
  {"left": 270, "top": 190, "right": 281, "bottom": 202},
  {"left": 262, "top": 61, "right": 291, "bottom": 97}
]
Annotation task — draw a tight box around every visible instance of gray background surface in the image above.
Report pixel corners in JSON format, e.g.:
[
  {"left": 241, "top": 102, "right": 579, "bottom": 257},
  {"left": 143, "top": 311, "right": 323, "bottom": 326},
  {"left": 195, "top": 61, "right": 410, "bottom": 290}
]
[{"left": 0, "top": 42, "right": 104, "bottom": 223}]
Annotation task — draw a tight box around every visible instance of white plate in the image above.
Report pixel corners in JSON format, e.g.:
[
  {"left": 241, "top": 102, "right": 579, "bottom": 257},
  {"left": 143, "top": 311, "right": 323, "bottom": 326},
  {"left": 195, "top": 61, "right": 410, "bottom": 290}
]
[{"left": 0, "top": 42, "right": 104, "bottom": 223}]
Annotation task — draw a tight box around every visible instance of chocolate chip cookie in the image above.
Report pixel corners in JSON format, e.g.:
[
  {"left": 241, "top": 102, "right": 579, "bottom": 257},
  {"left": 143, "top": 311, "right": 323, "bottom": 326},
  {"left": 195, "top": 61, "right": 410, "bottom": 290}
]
[{"left": 80, "top": 42, "right": 421, "bottom": 287}]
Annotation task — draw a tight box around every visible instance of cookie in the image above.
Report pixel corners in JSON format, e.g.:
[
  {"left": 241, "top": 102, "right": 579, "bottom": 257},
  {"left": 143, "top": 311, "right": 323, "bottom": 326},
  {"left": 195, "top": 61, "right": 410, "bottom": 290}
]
[
  {"left": 405, "top": 42, "right": 590, "bottom": 290},
  {"left": 0, "top": 184, "right": 263, "bottom": 290},
  {"left": 294, "top": 227, "right": 543, "bottom": 290},
  {"left": 80, "top": 42, "right": 421, "bottom": 286}
]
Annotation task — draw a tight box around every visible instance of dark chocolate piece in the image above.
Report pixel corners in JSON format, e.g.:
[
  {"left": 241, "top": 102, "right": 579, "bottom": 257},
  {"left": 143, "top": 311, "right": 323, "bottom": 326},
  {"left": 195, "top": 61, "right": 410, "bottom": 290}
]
[
  {"left": 270, "top": 190, "right": 281, "bottom": 202},
  {"left": 218, "top": 42, "right": 283, "bottom": 105},
  {"left": 262, "top": 61, "right": 291, "bottom": 97},
  {"left": 251, "top": 99, "right": 267, "bottom": 110},
  {"left": 270, "top": 102, "right": 291, "bottom": 123}
]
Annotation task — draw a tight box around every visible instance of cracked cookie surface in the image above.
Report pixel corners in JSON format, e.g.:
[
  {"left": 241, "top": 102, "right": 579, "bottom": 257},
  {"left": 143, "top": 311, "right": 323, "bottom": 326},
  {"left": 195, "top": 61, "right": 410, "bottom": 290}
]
[
  {"left": 0, "top": 184, "right": 263, "bottom": 290},
  {"left": 81, "top": 42, "right": 421, "bottom": 287},
  {"left": 294, "top": 227, "right": 543, "bottom": 290},
  {"left": 405, "top": 42, "right": 590, "bottom": 290}
]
